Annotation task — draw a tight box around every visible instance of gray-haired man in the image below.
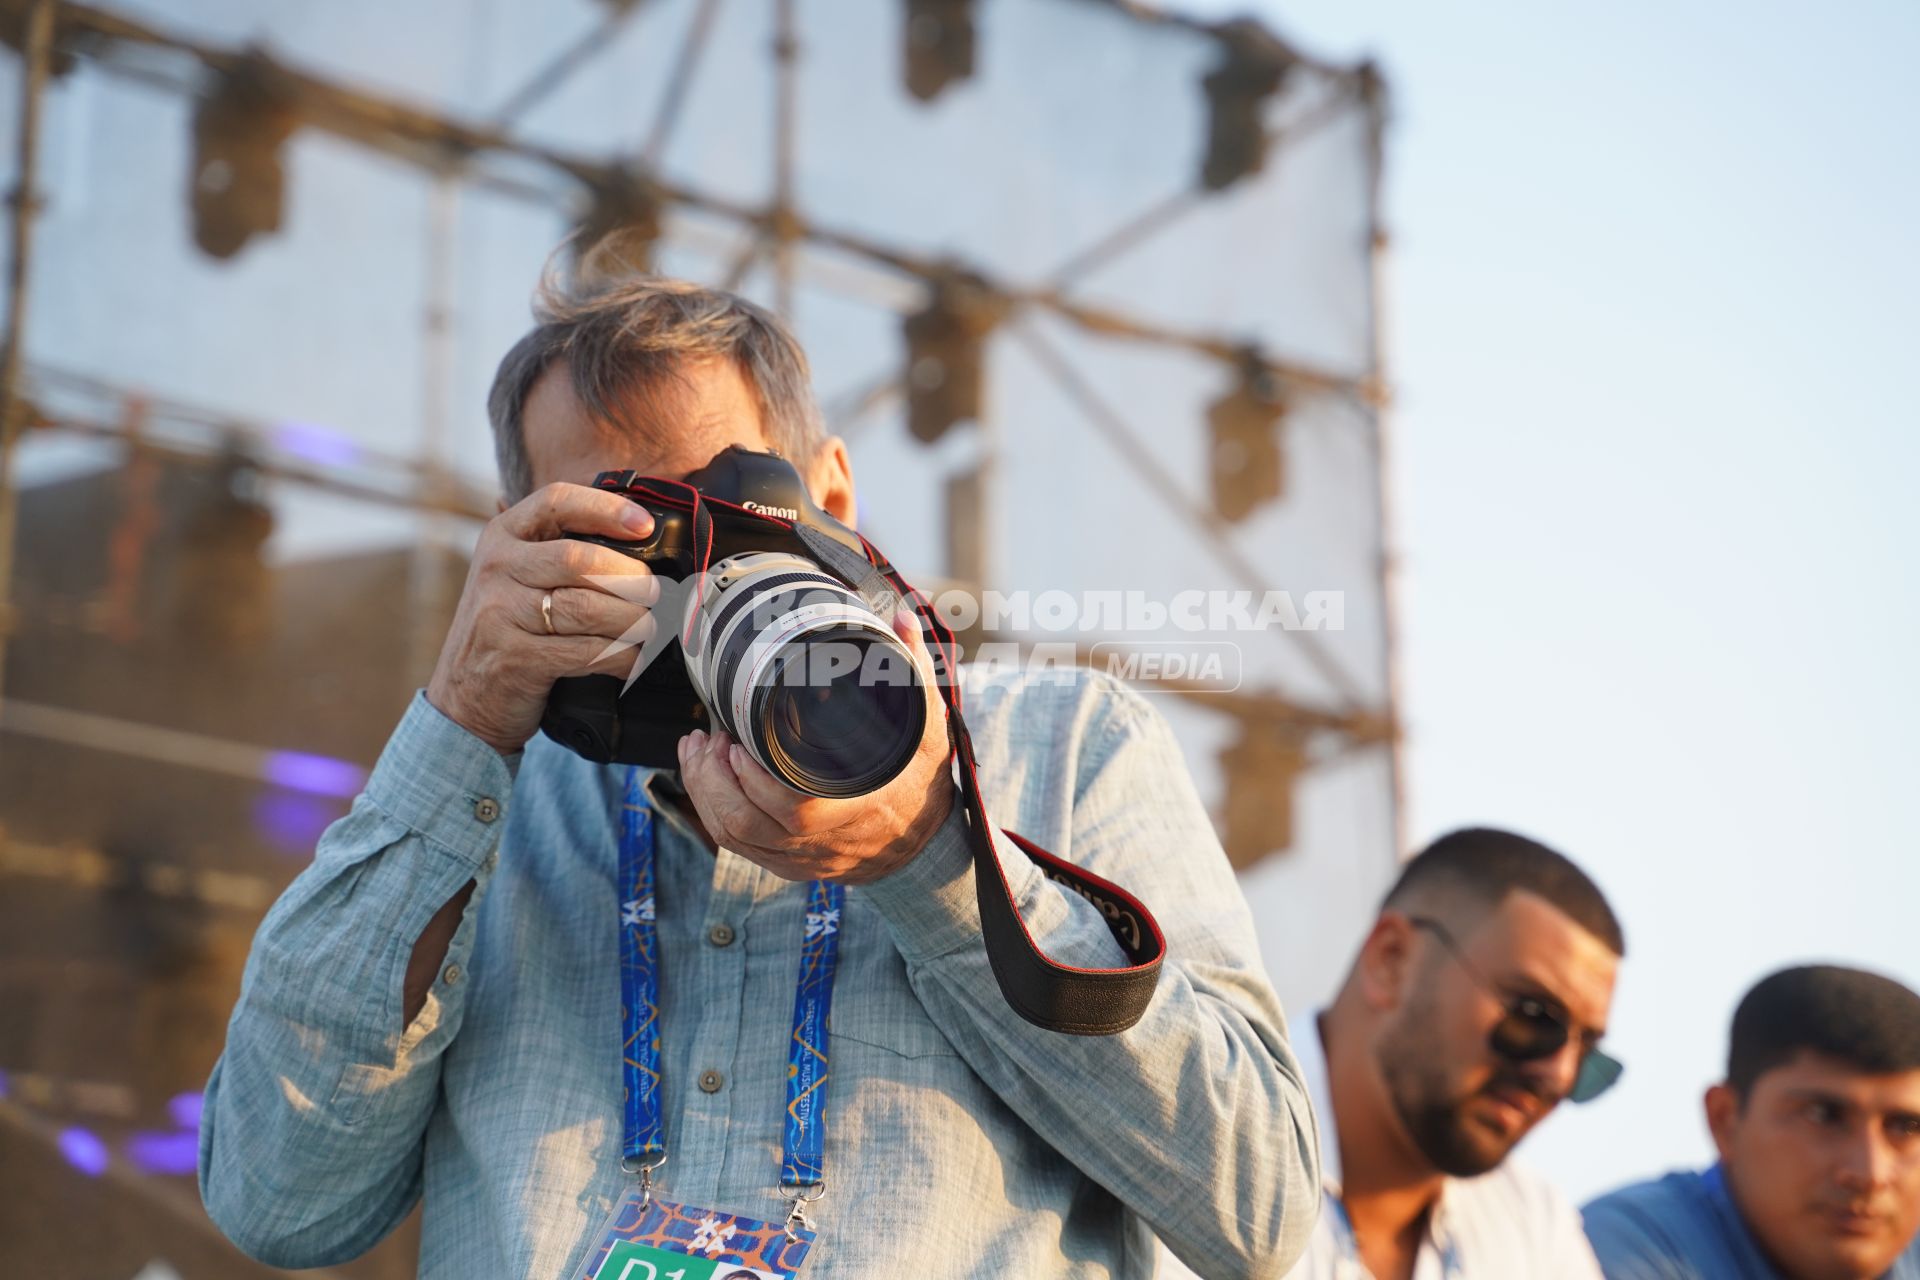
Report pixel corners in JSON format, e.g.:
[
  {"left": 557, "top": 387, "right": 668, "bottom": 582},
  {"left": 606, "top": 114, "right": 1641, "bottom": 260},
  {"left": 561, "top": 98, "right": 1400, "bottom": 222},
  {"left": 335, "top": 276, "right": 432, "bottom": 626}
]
[{"left": 198, "top": 262, "right": 1321, "bottom": 1279}]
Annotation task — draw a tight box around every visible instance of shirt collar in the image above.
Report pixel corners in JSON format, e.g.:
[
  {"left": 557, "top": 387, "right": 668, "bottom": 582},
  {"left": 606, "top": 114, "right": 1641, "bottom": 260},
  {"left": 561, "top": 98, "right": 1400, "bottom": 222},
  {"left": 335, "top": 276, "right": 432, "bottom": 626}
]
[{"left": 1296, "top": 1008, "right": 1464, "bottom": 1251}]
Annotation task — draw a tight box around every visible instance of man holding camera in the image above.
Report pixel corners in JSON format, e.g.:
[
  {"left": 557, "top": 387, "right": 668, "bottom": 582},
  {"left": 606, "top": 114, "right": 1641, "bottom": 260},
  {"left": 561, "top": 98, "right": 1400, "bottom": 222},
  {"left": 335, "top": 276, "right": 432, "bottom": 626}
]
[{"left": 197, "top": 267, "right": 1320, "bottom": 1278}]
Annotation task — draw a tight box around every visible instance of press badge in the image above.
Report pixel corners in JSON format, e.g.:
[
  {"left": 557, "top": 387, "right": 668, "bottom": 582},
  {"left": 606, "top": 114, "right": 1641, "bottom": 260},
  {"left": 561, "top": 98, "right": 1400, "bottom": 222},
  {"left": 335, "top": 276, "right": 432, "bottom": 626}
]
[{"left": 578, "top": 1194, "right": 816, "bottom": 1280}]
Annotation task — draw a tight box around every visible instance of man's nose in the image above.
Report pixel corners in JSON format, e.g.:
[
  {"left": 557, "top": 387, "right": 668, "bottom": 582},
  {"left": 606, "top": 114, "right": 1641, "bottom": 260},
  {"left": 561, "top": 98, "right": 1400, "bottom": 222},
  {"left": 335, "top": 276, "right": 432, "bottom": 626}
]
[
  {"left": 1517, "top": 1039, "right": 1584, "bottom": 1103},
  {"left": 1834, "top": 1130, "right": 1896, "bottom": 1193}
]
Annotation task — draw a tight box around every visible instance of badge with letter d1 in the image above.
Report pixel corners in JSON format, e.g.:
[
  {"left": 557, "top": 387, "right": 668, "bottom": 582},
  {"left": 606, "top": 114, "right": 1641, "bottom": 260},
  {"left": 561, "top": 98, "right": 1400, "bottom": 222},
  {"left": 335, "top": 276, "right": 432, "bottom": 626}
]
[{"left": 580, "top": 1195, "right": 813, "bottom": 1280}]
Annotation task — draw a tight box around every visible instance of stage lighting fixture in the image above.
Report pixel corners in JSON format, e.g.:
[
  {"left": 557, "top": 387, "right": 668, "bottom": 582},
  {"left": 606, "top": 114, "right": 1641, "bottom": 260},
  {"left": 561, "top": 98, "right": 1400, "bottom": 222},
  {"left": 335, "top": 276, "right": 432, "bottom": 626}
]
[
  {"left": 574, "top": 166, "right": 664, "bottom": 268},
  {"left": 903, "top": 278, "right": 998, "bottom": 444},
  {"left": 1208, "top": 353, "right": 1288, "bottom": 523},
  {"left": 1198, "top": 21, "right": 1293, "bottom": 192},
  {"left": 1217, "top": 720, "right": 1306, "bottom": 869},
  {"left": 189, "top": 60, "right": 300, "bottom": 261},
  {"left": 902, "top": 0, "right": 977, "bottom": 103}
]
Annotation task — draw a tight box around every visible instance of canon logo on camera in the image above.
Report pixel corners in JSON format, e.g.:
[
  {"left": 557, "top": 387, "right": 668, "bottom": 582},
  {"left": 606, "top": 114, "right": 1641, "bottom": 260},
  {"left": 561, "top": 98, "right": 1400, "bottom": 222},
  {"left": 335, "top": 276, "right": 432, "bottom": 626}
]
[{"left": 742, "top": 499, "right": 800, "bottom": 520}]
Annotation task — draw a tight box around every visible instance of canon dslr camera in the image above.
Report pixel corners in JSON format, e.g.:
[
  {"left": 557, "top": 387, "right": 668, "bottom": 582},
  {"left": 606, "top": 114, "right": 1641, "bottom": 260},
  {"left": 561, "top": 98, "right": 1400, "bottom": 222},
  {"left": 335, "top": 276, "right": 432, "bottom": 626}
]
[{"left": 540, "top": 446, "right": 928, "bottom": 799}]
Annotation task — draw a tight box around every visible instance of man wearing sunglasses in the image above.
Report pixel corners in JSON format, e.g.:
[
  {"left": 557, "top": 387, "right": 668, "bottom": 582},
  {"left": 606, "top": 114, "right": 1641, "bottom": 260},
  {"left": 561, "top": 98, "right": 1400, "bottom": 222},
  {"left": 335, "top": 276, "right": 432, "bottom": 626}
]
[
  {"left": 1584, "top": 964, "right": 1920, "bottom": 1279},
  {"left": 1280, "top": 826, "right": 1624, "bottom": 1279}
]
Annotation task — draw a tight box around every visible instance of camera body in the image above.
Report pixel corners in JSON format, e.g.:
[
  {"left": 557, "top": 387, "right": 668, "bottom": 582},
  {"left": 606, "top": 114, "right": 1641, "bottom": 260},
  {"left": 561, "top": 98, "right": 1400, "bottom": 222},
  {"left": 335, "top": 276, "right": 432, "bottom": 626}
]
[
  {"left": 540, "top": 450, "right": 1166, "bottom": 1036},
  {"left": 541, "top": 446, "right": 925, "bottom": 798}
]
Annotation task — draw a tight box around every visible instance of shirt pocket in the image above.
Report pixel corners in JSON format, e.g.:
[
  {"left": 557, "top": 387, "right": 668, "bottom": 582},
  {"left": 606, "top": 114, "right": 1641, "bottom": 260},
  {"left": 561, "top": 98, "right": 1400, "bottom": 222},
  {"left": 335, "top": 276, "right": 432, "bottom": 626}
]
[
  {"left": 826, "top": 898, "right": 962, "bottom": 1061},
  {"left": 828, "top": 998, "right": 961, "bottom": 1060}
]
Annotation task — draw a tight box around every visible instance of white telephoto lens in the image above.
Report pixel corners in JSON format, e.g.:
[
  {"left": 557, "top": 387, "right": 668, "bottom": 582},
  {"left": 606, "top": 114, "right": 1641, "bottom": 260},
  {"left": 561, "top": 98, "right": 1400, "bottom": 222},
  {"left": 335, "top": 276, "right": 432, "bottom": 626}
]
[{"left": 685, "top": 553, "right": 924, "bottom": 798}]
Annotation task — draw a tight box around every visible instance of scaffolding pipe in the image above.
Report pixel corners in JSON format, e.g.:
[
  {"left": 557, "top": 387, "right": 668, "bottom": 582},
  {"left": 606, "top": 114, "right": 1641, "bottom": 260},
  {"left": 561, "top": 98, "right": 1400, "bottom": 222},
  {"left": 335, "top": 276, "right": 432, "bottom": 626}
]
[
  {"left": 409, "top": 172, "right": 463, "bottom": 688},
  {"left": 52, "top": 0, "right": 1377, "bottom": 408},
  {"left": 0, "top": 0, "right": 58, "bottom": 708},
  {"left": 771, "top": 0, "right": 799, "bottom": 319},
  {"left": 1357, "top": 64, "right": 1409, "bottom": 861}
]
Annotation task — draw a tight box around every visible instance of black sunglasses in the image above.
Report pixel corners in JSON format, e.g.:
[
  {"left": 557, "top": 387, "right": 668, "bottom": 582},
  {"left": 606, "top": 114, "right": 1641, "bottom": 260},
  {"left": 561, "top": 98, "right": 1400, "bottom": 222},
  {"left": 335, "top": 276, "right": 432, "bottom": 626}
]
[{"left": 1406, "top": 915, "right": 1623, "bottom": 1104}]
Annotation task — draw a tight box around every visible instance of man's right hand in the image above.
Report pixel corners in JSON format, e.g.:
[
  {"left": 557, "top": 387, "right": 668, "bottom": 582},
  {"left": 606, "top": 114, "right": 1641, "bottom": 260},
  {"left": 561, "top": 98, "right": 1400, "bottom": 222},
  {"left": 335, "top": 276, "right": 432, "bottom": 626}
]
[{"left": 425, "top": 482, "right": 661, "bottom": 755}]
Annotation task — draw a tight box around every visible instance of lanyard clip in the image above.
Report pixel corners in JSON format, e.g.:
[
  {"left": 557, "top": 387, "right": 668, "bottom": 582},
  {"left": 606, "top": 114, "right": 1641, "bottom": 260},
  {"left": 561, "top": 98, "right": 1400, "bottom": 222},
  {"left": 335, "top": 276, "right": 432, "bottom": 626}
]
[
  {"left": 622, "top": 1153, "right": 668, "bottom": 1209},
  {"left": 780, "top": 1180, "right": 826, "bottom": 1242}
]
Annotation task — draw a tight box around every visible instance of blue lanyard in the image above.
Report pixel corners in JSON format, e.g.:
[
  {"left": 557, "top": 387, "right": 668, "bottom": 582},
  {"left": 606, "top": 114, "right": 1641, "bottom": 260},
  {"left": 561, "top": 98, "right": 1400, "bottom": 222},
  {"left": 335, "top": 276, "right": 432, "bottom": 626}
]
[{"left": 618, "top": 767, "right": 844, "bottom": 1189}]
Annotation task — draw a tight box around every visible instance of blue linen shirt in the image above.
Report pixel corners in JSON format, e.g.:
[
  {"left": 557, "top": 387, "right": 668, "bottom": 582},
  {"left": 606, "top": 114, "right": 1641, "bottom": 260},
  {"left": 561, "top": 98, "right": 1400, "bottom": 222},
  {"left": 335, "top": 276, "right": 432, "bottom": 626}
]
[
  {"left": 198, "top": 665, "right": 1321, "bottom": 1278},
  {"left": 1584, "top": 1164, "right": 1920, "bottom": 1279}
]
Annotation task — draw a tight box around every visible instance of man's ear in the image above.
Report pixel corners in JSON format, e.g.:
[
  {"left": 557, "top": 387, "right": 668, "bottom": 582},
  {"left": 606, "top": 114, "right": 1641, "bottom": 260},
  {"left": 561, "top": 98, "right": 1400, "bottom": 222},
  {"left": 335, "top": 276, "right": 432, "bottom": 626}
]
[
  {"left": 1704, "top": 1082, "right": 1741, "bottom": 1162},
  {"left": 1355, "top": 912, "right": 1419, "bottom": 1013},
  {"left": 807, "top": 437, "right": 857, "bottom": 528}
]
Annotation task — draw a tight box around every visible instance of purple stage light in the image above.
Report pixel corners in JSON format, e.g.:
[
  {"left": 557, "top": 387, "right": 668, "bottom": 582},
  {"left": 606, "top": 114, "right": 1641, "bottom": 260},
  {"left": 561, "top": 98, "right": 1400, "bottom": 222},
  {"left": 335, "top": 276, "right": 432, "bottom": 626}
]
[
  {"left": 253, "top": 792, "right": 344, "bottom": 857},
  {"left": 58, "top": 1127, "right": 110, "bottom": 1177},
  {"left": 127, "top": 1130, "right": 201, "bottom": 1177},
  {"left": 167, "top": 1090, "right": 204, "bottom": 1131},
  {"left": 272, "top": 421, "right": 363, "bottom": 469},
  {"left": 262, "top": 750, "right": 366, "bottom": 798}
]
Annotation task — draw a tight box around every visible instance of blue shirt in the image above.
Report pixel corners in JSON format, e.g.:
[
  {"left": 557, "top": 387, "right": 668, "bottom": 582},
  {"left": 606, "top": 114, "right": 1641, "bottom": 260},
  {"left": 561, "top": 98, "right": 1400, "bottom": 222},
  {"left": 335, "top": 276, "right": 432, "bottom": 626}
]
[
  {"left": 1585, "top": 1164, "right": 1920, "bottom": 1279},
  {"left": 198, "top": 666, "right": 1321, "bottom": 1278}
]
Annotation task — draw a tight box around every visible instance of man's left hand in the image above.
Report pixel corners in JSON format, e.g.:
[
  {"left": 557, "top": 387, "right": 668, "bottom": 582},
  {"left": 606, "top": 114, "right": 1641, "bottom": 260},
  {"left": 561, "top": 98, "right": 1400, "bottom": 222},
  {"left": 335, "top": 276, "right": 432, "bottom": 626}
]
[{"left": 676, "top": 612, "right": 956, "bottom": 885}]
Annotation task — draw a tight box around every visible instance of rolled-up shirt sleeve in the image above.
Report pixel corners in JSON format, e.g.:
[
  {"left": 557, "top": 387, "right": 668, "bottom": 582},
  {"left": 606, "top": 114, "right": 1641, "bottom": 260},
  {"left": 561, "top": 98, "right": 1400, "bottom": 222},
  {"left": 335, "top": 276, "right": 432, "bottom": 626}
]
[
  {"left": 198, "top": 692, "right": 516, "bottom": 1268},
  {"left": 858, "top": 672, "right": 1322, "bottom": 1280}
]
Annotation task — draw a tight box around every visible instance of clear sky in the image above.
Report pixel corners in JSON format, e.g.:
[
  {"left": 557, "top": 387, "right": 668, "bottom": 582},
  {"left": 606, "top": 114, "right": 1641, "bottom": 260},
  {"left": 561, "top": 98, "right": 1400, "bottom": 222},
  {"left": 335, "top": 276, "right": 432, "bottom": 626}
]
[{"left": 1176, "top": 0, "right": 1920, "bottom": 1202}]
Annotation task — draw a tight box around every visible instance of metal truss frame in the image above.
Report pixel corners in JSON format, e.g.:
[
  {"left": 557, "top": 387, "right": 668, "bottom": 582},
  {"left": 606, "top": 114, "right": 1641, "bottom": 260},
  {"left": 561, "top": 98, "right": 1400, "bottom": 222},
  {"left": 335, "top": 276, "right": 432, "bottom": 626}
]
[{"left": 0, "top": 0, "right": 1404, "bottom": 828}]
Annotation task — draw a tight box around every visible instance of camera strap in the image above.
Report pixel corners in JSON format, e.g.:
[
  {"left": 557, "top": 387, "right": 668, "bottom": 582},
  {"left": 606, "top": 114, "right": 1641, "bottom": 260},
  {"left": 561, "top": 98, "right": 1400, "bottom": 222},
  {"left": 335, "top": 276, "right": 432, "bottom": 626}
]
[
  {"left": 597, "top": 473, "right": 1166, "bottom": 1036},
  {"left": 850, "top": 538, "right": 1167, "bottom": 1037}
]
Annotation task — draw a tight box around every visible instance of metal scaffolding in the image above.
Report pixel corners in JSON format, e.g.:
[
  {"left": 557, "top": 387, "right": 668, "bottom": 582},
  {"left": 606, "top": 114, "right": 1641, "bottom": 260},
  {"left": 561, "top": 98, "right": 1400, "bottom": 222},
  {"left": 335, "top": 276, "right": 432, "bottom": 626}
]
[
  {"left": 0, "top": 6, "right": 1402, "bottom": 1261},
  {"left": 0, "top": 0, "right": 1400, "bottom": 770}
]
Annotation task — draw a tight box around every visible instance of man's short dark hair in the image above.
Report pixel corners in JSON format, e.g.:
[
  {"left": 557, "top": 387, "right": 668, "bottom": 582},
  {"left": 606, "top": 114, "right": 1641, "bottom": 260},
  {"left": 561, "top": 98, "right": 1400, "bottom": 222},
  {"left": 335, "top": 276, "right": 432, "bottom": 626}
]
[
  {"left": 1381, "top": 827, "right": 1625, "bottom": 956},
  {"left": 1727, "top": 964, "right": 1920, "bottom": 1096}
]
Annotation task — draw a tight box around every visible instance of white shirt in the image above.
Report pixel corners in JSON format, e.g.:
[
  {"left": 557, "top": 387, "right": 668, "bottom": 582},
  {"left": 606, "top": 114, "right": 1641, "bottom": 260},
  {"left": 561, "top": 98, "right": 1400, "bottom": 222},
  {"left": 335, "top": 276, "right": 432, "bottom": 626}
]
[{"left": 1160, "top": 1013, "right": 1604, "bottom": 1280}]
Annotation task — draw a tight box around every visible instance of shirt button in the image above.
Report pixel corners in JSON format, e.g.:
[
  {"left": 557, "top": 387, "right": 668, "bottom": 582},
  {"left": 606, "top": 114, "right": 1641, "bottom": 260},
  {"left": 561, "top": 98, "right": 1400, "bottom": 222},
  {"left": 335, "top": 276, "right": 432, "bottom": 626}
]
[
  {"left": 443, "top": 964, "right": 462, "bottom": 985},
  {"left": 473, "top": 797, "right": 501, "bottom": 823},
  {"left": 697, "top": 1069, "right": 724, "bottom": 1093},
  {"left": 707, "top": 923, "right": 736, "bottom": 947}
]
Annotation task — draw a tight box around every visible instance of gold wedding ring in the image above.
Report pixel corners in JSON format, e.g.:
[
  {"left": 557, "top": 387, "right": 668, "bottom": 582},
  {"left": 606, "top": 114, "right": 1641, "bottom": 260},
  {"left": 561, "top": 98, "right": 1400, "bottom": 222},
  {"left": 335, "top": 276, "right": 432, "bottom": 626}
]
[{"left": 541, "top": 591, "right": 556, "bottom": 636}]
